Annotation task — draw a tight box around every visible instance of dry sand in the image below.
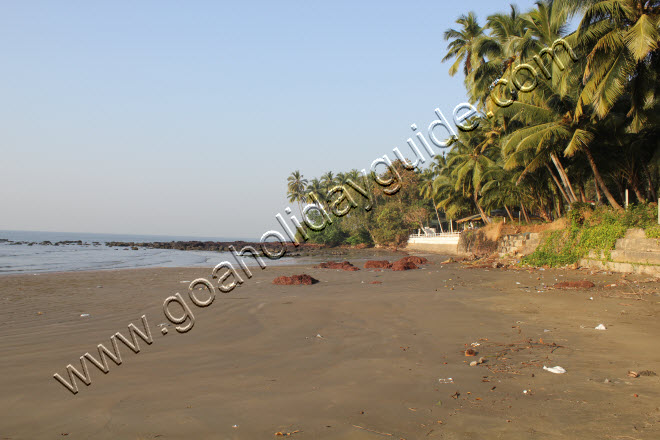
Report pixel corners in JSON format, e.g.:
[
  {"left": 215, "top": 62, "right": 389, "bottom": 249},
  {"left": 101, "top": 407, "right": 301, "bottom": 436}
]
[{"left": 1, "top": 255, "right": 659, "bottom": 439}]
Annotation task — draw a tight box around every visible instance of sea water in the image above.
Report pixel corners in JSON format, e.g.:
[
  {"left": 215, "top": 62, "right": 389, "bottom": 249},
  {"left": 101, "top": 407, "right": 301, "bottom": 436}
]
[{"left": 0, "top": 230, "right": 297, "bottom": 274}]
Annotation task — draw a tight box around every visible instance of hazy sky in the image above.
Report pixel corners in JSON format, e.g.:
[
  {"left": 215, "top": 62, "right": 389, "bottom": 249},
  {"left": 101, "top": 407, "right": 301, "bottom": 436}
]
[{"left": 1, "top": 0, "right": 541, "bottom": 239}]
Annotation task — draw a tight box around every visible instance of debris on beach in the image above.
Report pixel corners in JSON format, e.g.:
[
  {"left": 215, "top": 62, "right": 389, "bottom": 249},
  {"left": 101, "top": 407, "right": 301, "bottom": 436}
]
[
  {"left": 465, "top": 348, "right": 477, "bottom": 357},
  {"left": 275, "top": 430, "right": 301, "bottom": 436},
  {"left": 543, "top": 365, "right": 566, "bottom": 374},
  {"left": 474, "top": 337, "right": 565, "bottom": 375},
  {"left": 314, "top": 261, "right": 359, "bottom": 271},
  {"left": 628, "top": 371, "right": 640, "bottom": 378},
  {"left": 80, "top": 313, "right": 90, "bottom": 317},
  {"left": 364, "top": 260, "right": 392, "bottom": 269},
  {"left": 594, "top": 323, "right": 607, "bottom": 330},
  {"left": 438, "top": 377, "right": 454, "bottom": 384},
  {"left": 370, "top": 281, "right": 382, "bottom": 284},
  {"left": 553, "top": 280, "right": 595, "bottom": 289},
  {"left": 272, "top": 274, "right": 319, "bottom": 285}
]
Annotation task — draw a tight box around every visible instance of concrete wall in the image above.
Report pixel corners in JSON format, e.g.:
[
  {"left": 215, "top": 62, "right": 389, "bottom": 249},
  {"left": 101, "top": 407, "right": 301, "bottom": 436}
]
[{"left": 406, "top": 235, "right": 461, "bottom": 255}]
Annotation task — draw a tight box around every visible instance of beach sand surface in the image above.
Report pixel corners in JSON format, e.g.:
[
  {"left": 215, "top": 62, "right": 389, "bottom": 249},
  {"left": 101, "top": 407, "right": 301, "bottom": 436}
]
[{"left": 1, "top": 256, "right": 659, "bottom": 439}]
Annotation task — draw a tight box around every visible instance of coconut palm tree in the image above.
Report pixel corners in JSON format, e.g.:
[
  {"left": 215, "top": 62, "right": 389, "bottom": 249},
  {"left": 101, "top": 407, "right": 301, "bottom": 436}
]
[
  {"left": 444, "top": 127, "right": 500, "bottom": 224},
  {"left": 468, "top": 5, "right": 529, "bottom": 94},
  {"left": 320, "top": 171, "right": 335, "bottom": 192},
  {"left": 306, "top": 178, "right": 325, "bottom": 205},
  {"left": 419, "top": 168, "right": 445, "bottom": 232},
  {"left": 569, "top": 0, "right": 660, "bottom": 131},
  {"left": 442, "top": 12, "right": 487, "bottom": 77},
  {"left": 495, "top": 67, "right": 624, "bottom": 210},
  {"left": 286, "top": 170, "right": 308, "bottom": 214},
  {"left": 432, "top": 174, "right": 474, "bottom": 224}
]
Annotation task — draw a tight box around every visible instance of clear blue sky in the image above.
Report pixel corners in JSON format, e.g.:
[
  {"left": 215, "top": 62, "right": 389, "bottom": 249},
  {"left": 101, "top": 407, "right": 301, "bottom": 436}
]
[{"left": 1, "top": 0, "right": 541, "bottom": 239}]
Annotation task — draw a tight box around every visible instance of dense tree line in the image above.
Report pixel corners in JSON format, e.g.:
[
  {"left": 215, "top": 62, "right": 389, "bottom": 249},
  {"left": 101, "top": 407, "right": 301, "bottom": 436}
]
[{"left": 288, "top": 0, "right": 659, "bottom": 246}]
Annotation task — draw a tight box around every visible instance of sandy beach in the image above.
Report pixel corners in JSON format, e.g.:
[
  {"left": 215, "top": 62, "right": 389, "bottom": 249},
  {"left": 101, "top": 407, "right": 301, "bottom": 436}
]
[{"left": 1, "top": 255, "right": 659, "bottom": 439}]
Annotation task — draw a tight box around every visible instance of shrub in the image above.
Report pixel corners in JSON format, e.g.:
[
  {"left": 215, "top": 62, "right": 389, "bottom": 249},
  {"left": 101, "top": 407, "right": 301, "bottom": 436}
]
[
  {"left": 646, "top": 225, "right": 660, "bottom": 239},
  {"left": 523, "top": 203, "right": 656, "bottom": 267}
]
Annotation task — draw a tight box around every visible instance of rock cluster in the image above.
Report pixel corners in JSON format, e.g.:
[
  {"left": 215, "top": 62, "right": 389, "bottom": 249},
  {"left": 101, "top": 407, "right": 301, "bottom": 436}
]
[
  {"left": 362, "top": 256, "right": 431, "bottom": 271},
  {"left": 313, "top": 261, "right": 360, "bottom": 271},
  {"left": 391, "top": 260, "right": 419, "bottom": 271},
  {"left": 397, "top": 256, "right": 429, "bottom": 265},
  {"left": 364, "top": 260, "right": 392, "bottom": 269}
]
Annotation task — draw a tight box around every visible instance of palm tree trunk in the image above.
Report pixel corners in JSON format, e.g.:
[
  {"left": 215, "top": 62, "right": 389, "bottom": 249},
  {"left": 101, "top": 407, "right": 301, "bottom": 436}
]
[
  {"left": 521, "top": 203, "right": 530, "bottom": 223},
  {"left": 474, "top": 191, "right": 490, "bottom": 224},
  {"left": 546, "top": 164, "right": 571, "bottom": 204},
  {"left": 433, "top": 204, "right": 444, "bottom": 233},
  {"left": 579, "top": 186, "right": 587, "bottom": 203},
  {"left": 594, "top": 179, "right": 602, "bottom": 203},
  {"left": 631, "top": 178, "right": 645, "bottom": 203},
  {"left": 504, "top": 205, "right": 514, "bottom": 222},
  {"left": 644, "top": 165, "right": 657, "bottom": 201},
  {"left": 555, "top": 195, "right": 563, "bottom": 217},
  {"left": 550, "top": 153, "right": 578, "bottom": 203},
  {"left": 583, "top": 146, "right": 623, "bottom": 211}
]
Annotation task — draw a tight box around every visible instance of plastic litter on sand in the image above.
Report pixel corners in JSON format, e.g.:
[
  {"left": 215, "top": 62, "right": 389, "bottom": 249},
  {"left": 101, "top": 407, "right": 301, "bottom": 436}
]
[{"left": 543, "top": 366, "right": 566, "bottom": 374}]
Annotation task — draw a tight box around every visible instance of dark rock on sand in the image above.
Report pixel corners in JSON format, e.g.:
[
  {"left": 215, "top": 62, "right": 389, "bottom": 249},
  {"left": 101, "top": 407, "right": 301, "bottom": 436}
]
[
  {"left": 397, "top": 256, "right": 429, "bottom": 265},
  {"left": 314, "top": 261, "right": 360, "bottom": 271},
  {"left": 364, "top": 260, "right": 392, "bottom": 269},
  {"left": 272, "top": 274, "right": 319, "bottom": 285},
  {"left": 391, "top": 260, "right": 418, "bottom": 271}
]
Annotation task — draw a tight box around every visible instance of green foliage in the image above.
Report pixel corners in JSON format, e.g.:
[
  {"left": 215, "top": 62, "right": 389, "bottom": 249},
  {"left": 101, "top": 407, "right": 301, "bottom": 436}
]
[
  {"left": 523, "top": 203, "right": 658, "bottom": 267},
  {"left": 345, "top": 228, "right": 373, "bottom": 246},
  {"left": 646, "top": 225, "right": 660, "bottom": 239},
  {"left": 291, "top": 0, "right": 660, "bottom": 248},
  {"left": 371, "top": 203, "right": 410, "bottom": 246},
  {"left": 618, "top": 204, "right": 659, "bottom": 229},
  {"left": 307, "top": 222, "right": 348, "bottom": 247}
]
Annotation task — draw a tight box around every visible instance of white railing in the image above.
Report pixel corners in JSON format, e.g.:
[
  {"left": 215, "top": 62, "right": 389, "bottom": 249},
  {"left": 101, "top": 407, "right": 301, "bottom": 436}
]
[{"left": 409, "top": 231, "right": 461, "bottom": 238}]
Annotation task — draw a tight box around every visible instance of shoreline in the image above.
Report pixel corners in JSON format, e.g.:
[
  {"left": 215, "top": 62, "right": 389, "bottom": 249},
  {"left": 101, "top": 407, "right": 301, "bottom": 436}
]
[{"left": 0, "top": 240, "right": 411, "bottom": 276}]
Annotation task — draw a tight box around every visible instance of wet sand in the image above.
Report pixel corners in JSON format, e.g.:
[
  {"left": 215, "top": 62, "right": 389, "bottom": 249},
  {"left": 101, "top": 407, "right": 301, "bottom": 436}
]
[{"left": 1, "top": 255, "right": 659, "bottom": 439}]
